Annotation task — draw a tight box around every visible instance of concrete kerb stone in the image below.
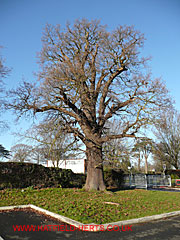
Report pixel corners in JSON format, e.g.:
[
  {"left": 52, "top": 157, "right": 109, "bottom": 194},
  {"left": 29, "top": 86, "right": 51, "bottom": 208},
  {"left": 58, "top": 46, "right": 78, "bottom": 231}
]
[
  {"left": 0, "top": 205, "right": 30, "bottom": 211},
  {"left": 29, "top": 204, "right": 83, "bottom": 227},
  {"left": 1, "top": 204, "right": 180, "bottom": 232}
]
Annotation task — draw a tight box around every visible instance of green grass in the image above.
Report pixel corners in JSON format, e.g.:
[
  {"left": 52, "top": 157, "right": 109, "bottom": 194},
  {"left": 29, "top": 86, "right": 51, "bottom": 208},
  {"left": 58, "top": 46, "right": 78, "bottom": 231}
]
[{"left": 1, "top": 187, "right": 180, "bottom": 224}]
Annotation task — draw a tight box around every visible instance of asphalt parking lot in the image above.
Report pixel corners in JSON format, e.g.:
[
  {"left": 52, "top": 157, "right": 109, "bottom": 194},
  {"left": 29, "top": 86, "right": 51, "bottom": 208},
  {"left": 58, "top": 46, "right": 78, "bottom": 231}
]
[{"left": 1, "top": 208, "right": 180, "bottom": 240}]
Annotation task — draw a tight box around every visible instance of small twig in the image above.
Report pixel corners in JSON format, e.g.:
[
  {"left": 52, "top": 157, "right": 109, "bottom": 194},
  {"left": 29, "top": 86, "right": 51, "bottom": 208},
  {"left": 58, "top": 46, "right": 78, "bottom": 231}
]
[{"left": 104, "top": 201, "right": 120, "bottom": 206}]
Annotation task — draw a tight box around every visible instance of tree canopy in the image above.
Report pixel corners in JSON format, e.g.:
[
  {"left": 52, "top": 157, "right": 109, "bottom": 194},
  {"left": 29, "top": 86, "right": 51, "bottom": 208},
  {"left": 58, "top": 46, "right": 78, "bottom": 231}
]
[
  {"left": 152, "top": 110, "right": 180, "bottom": 170},
  {"left": 7, "top": 19, "right": 172, "bottom": 190},
  {"left": 0, "top": 144, "right": 10, "bottom": 159},
  {"left": 132, "top": 137, "right": 152, "bottom": 173},
  {"left": 20, "top": 119, "right": 82, "bottom": 164},
  {"left": 0, "top": 49, "right": 10, "bottom": 130}
]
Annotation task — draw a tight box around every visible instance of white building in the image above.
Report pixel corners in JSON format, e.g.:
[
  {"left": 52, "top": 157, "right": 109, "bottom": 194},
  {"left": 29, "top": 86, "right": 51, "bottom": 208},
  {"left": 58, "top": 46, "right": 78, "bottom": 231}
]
[{"left": 47, "top": 159, "right": 86, "bottom": 174}]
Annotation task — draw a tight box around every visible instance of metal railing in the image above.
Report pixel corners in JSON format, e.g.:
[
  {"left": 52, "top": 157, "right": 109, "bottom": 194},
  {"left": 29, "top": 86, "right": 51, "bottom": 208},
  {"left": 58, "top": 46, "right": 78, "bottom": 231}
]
[{"left": 122, "top": 174, "right": 171, "bottom": 189}]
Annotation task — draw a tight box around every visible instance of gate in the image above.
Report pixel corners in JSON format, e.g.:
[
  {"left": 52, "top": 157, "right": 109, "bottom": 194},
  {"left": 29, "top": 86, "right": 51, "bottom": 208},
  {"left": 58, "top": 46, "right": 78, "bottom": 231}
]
[
  {"left": 122, "top": 174, "right": 171, "bottom": 189},
  {"left": 146, "top": 174, "right": 171, "bottom": 188}
]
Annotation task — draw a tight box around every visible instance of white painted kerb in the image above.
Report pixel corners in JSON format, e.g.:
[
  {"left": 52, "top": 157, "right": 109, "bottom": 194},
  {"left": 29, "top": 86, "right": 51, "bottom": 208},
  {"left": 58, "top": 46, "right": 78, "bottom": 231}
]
[{"left": 1, "top": 204, "right": 180, "bottom": 232}]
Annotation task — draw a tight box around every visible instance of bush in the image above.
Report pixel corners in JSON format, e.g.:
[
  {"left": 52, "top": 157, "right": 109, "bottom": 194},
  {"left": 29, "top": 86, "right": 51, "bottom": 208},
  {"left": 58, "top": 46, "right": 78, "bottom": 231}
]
[
  {"left": 167, "top": 170, "right": 180, "bottom": 178},
  {"left": 170, "top": 174, "right": 179, "bottom": 180},
  {"left": 104, "top": 169, "right": 125, "bottom": 189},
  {"left": 0, "top": 162, "right": 75, "bottom": 189},
  {"left": 70, "top": 173, "right": 86, "bottom": 188},
  {"left": 0, "top": 162, "right": 126, "bottom": 190},
  {"left": 171, "top": 179, "right": 176, "bottom": 187}
]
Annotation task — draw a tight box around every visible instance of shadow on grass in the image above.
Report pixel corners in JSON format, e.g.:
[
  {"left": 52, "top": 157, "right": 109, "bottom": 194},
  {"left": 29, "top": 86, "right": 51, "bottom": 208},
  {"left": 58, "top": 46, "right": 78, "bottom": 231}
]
[{"left": 106, "top": 186, "right": 136, "bottom": 193}]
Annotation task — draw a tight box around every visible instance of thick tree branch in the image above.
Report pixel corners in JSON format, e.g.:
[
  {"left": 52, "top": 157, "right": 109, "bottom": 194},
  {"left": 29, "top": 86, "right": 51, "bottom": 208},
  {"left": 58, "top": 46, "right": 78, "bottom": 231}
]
[
  {"left": 33, "top": 105, "right": 79, "bottom": 121},
  {"left": 102, "top": 98, "right": 135, "bottom": 124},
  {"left": 59, "top": 88, "right": 92, "bottom": 128},
  {"left": 98, "top": 66, "right": 127, "bottom": 125}
]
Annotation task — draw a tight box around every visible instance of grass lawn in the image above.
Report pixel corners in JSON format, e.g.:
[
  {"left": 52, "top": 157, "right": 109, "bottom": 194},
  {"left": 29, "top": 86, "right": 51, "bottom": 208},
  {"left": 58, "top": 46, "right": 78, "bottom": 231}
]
[{"left": 1, "top": 188, "right": 180, "bottom": 224}]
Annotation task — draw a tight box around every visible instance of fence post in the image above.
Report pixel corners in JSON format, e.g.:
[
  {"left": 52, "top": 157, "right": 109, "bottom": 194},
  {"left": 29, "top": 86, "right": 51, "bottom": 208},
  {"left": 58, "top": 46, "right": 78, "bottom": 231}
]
[
  {"left": 168, "top": 175, "right": 172, "bottom": 187},
  {"left": 129, "top": 174, "right": 131, "bottom": 188},
  {"left": 145, "top": 174, "right": 147, "bottom": 189}
]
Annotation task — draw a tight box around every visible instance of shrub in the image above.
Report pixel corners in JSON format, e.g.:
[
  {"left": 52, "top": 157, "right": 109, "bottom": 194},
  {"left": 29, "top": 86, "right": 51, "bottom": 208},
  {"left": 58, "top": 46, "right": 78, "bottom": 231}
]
[
  {"left": 0, "top": 162, "right": 75, "bottom": 189},
  {"left": 104, "top": 169, "right": 124, "bottom": 189},
  {"left": 167, "top": 170, "right": 180, "bottom": 178},
  {"left": 171, "top": 179, "right": 176, "bottom": 187},
  {"left": 170, "top": 174, "right": 179, "bottom": 180},
  {"left": 0, "top": 162, "right": 125, "bottom": 190}
]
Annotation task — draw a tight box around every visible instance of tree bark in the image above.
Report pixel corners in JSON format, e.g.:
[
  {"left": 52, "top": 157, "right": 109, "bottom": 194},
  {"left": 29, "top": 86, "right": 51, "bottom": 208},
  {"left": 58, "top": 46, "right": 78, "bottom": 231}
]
[
  {"left": 84, "top": 145, "right": 106, "bottom": 191},
  {"left": 145, "top": 154, "right": 148, "bottom": 174},
  {"left": 138, "top": 152, "right": 141, "bottom": 172}
]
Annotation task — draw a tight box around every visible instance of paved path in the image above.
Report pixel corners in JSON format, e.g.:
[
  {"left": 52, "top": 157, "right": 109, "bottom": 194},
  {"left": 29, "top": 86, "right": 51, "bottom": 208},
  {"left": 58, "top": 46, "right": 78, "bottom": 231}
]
[{"left": 1, "top": 209, "right": 180, "bottom": 240}]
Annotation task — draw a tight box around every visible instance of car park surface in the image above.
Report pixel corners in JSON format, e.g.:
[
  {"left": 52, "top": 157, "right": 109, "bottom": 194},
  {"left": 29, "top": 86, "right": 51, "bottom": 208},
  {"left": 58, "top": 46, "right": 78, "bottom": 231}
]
[{"left": 1, "top": 208, "right": 180, "bottom": 240}]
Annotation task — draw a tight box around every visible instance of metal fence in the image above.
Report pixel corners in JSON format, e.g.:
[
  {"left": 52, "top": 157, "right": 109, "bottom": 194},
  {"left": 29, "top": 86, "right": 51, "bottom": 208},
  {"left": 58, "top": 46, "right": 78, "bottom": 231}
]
[{"left": 122, "top": 174, "right": 171, "bottom": 189}]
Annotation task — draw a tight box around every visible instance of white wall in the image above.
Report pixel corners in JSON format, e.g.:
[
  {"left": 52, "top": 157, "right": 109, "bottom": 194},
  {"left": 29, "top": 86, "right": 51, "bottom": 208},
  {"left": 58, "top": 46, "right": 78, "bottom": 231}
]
[{"left": 47, "top": 159, "right": 85, "bottom": 174}]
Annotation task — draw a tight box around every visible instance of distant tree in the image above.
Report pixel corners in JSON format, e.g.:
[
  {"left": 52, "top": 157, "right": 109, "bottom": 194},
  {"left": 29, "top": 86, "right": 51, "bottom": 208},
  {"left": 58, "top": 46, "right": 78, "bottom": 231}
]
[
  {"left": 152, "top": 142, "right": 172, "bottom": 172},
  {"left": 10, "top": 144, "right": 32, "bottom": 162},
  {"left": 0, "top": 49, "right": 10, "bottom": 130},
  {"left": 131, "top": 138, "right": 152, "bottom": 173},
  {"left": 152, "top": 110, "right": 180, "bottom": 170},
  {"left": 103, "top": 140, "right": 131, "bottom": 171},
  {"left": 0, "top": 144, "right": 10, "bottom": 160},
  {"left": 28, "top": 146, "right": 47, "bottom": 165},
  {"left": 103, "top": 120, "right": 131, "bottom": 171},
  {"left": 20, "top": 120, "right": 82, "bottom": 165},
  {"left": 7, "top": 19, "right": 172, "bottom": 190}
]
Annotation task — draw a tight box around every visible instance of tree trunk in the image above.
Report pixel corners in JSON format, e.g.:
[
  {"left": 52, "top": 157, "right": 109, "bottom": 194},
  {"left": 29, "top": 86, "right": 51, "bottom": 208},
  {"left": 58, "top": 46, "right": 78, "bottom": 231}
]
[
  {"left": 138, "top": 153, "right": 141, "bottom": 172},
  {"left": 84, "top": 145, "right": 106, "bottom": 191},
  {"left": 173, "top": 160, "right": 178, "bottom": 170},
  {"left": 145, "top": 154, "right": 148, "bottom": 174}
]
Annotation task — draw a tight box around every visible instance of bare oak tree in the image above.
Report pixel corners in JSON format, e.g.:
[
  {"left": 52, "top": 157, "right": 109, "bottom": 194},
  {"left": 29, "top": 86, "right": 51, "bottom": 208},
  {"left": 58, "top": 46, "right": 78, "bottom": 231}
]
[
  {"left": 8, "top": 19, "right": 171, "bottom": 190},
  {"left": 10, "top": 144, "right": 32, "bottom": 162},
  {"left": 152, "top": 110, "right": 180, "bottom": 170},
  {"left": 22, "top": 120, "right": 82, "bottom": 165}
]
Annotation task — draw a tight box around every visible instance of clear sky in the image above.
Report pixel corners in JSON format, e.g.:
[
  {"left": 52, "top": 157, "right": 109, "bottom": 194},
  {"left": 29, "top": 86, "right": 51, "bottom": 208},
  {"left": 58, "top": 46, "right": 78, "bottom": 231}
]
[{"left": 0, "top": 0, "right": 180, "bottom": 151}]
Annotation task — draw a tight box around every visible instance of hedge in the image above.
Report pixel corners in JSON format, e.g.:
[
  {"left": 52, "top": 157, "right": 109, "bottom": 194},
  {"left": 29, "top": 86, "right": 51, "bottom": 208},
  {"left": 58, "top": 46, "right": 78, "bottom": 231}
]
[
  {"left": 0, "top": 162, "right": 124, "bottom": 190},
  {"left": 104, "top": 169, "right": 125, "bottom": 189},
  {"left": 0, "top": 162, "right": 78, "bottom": 189}
]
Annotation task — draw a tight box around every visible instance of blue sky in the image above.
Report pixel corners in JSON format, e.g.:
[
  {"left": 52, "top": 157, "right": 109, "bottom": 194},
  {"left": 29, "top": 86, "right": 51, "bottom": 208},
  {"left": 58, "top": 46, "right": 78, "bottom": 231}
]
[{"left": 0, "top": 0, "right": 180, "bottom": 151}]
